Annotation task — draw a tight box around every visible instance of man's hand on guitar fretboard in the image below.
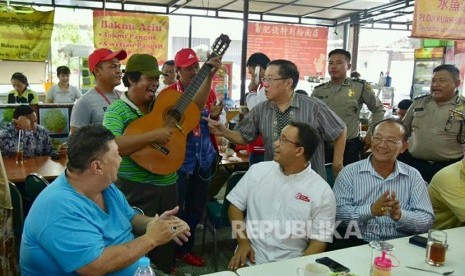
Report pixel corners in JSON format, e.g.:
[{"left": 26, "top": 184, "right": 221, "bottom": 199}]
[{"left": 205, "top": 56, "right": 222, "bottom": 77}]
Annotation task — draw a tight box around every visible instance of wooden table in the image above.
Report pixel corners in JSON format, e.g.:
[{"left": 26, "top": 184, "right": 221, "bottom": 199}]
[
  {"left": 220, "top": 151, "right": 249, "bottom": 174},
  {"left": 4, "top": 155, "right": 67, "bottom": 183}
]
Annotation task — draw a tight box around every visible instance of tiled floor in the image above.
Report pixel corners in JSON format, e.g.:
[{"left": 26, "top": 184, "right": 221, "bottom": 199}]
[{"left": 155, "top": 226, "right": 237, "bottom": 276}]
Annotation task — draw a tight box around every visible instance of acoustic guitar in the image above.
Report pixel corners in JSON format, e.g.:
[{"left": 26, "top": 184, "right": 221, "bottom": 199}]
[{"left": 124, "top": 34, "right": 231, "bottom": 175}]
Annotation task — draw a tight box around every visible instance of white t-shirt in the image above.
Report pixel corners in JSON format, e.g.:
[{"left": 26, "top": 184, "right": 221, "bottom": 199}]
[
  {"left": 246, "top": 83, "right": 266, "bottom": 110},
  {"left": 46, "top": 84, "right": 82, "bottom": 103},
  {"left": 227, "top": 161, "right": 336, "bottom": 265}
]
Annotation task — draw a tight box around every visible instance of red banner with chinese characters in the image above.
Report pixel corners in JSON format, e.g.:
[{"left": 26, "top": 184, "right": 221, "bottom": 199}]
[
  {"left": 247, "top": 22, "right": 328, "bottom": 78},
  {"left": 412, "top": 0, "right": 465, "bottom": 40},
  {"left": 93, "top": 10, "right": 169, "bottom": 64}
]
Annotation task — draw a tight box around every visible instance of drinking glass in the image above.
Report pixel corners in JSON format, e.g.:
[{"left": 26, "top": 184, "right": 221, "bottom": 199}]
[
  {"left": 425, "top": 229, "right": 447, "bottom": 266},
  {"left": 15, "top": 141, "right": 24, "bottom": 165}
]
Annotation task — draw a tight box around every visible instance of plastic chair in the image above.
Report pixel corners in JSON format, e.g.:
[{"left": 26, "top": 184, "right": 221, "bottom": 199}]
[
  {"left": 9, "top": 181, "right": 24, "bottom": 237},
  {"left": 24, "top": 173, "right": 49, "bottom": 203},
  {"left": 201, "top": 171, "right": 246, "bottom": 271},
  {"left": 325, "top": 163, "right": 335, "bottom": 188}
]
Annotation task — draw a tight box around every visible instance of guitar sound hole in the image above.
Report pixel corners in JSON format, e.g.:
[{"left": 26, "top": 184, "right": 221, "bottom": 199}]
[{"left": 165, "top": 108, "right": 183, "bottom": 126}]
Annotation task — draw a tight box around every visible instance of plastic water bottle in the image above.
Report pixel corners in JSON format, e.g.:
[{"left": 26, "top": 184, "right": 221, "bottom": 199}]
[
  {"left": 378, "top": 72, "right": 385, "bottom": 87},
  {"left": 134, "top": 257, "right": 155, "bottom": 276},
  {"left": 385, "top": 72, "right": 392, "bottom": 87}
]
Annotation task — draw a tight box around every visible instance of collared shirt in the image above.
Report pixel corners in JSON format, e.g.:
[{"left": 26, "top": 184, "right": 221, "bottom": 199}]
[
  {"left": 403, "top": 93, "right": 464, "bottom": 161},
  {"left": 246, "top": 82, "right": 266, "bottom": 110},
  {"left": 167, "top": 80, "right": 218, "bottom": 174},
  {"left": 227, "top": 161, "right": 336, "bottom": 265},
  {"left": 0, "top": 124, "right": 54, "bottom": 157},
  {"left": 7, "top": 89, "right": 39, "bottom": 104},
  {"left": 334, "top": 157, "right": 434, "bottom": 242},
  {"left": 428, "top": 161, "right": 465, "bottom": 229},
  {"left": 237, "top": 93, "right": 346, "bottom": 180},
  {"left": 312, "top": 77, "right": 385, "bottom": 139},
  {"left": 102, "top": 93, "right": 177, "bottom": 185}
]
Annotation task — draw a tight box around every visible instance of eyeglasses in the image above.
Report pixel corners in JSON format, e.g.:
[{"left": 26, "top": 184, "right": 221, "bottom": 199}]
[
  {"left": 261, "top": 77, "right": 288, "bottom": 84},
  {"left": 278, "top": 135, "right": 301, "bottom": 147},
  {"left": 371, "top": 136, "right": 403, "bottom": 146}
]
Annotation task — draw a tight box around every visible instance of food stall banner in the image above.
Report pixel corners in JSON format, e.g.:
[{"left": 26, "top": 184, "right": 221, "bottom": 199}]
[
  {"left": 412, "top": 0, "right": 465, "bottom": 40},
  {"left": 247, "top": 22, "right": 328, "bottom": 78},
  {"left": 93, "top": 10, "right": 169, "bottom": 64},
  {"left": 0, "top": 9, "right": 54, "bottom": 61}
]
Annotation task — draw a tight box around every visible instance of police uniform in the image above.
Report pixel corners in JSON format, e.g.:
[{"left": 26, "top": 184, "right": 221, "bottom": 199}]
[
  {"left": 401, "top": 92, "right": 465, "bottom": 183},
  {"left": 312, "top": 77, "right": 385, "bottom": 165}
]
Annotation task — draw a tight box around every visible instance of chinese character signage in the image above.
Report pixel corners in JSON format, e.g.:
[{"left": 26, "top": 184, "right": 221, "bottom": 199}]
[
  {"left": 412, "top": 0, "right": 465, "bottom": 40},
  {"left": 247, "top": 22, "right": 328, "bottom": 78},
  {"left": 0, "top": 9, "right": 54, "bottom": 61},
  {"left": 93, "top": 10, "right": 169, "bottom": 63}
]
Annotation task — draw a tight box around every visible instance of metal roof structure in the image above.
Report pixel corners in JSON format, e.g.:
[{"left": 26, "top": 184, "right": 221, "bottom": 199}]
[{"left": 5, "top": 0, "right": 415, "bottom": 29}]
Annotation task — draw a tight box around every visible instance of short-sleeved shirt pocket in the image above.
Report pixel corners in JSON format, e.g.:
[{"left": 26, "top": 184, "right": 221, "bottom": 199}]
[
  {"left": 411, "top": 108, "right": 427, "bottom": 130},
  {"left": 283, "top": 196, "right": 312, "bottom": 239}
]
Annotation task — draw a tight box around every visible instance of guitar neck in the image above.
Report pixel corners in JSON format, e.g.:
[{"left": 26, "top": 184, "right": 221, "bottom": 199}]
[{"left": 175, "top": 56, "right": 218, "bottom": 114}]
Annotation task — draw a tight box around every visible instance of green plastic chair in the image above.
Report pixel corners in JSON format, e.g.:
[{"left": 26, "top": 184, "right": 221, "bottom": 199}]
[
  {"left": 201, "top": 170, "right": 246, "bottom": 271},
  {"left": 9, "top": 182, "right": 24, "bottom": 237},
  {"left": 325, "top": 163, "right": 335, "bottom": 188},
  {"left": 24, "top": 173, "right": 49, "bottom": 203}
]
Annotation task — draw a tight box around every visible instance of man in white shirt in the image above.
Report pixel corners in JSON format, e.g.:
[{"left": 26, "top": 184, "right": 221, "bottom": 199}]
[
  {"left": 227, "top": 122, "right": 336, "bottom": 269},
  {"left": 245, "top": 52, "right": 270, "bottom": 110}
]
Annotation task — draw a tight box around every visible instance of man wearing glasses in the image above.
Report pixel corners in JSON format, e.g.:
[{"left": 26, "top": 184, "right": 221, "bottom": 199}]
[
  {"left": 206, "top": 59, "right": 347, "bottom": 180},
  {"left": 401, "top": 64, "right": 464, "bottom": 183},
  {"left": 227, "top": 122, "right": 336, "bottom": 268},
  {"left": 333, "top": 118, "right": 433, "bottom": 247}
]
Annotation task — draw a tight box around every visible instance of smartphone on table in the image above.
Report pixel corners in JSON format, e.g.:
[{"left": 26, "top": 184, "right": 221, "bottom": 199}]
[{"left": 315, "top": 257, "right": 350, "bottom": 272}]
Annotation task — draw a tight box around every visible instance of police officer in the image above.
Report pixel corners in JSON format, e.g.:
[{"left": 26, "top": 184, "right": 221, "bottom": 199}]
[
  {"left": 402, "top": 64, "right": 465, "bottom": 183},
  {"left": 312, "top": 49, "right": 385, "bottom": 165}
]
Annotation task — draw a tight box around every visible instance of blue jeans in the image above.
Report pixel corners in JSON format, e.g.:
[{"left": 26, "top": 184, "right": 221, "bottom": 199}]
[{"left": 176, "top": 163, "right": 212, "bottom": 254}]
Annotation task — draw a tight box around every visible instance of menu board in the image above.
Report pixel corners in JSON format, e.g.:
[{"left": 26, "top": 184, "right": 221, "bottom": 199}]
[{"left": 247, "top": 22, "right": 328, "bottom": 78}]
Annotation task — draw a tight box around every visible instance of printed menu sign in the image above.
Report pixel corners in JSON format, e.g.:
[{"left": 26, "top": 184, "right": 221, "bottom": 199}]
[
  {"left": 247, "top": 22, "right": 328, "bottom": 78},
  {"left": 0, "top": 9, "right": 54, "bottom": 61},
  {"left": 412, "top": 0, "right": 465, "bottom": 40},
  {"left": 93, "top": 10, "right": 169, "bottom": 63}
]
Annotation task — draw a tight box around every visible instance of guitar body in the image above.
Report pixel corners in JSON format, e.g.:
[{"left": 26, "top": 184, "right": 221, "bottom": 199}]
[
  {"left": 123, "top": 33, "right": 231, "bottom": 175},
  {"left": 124, "top": 89, "right": 200, "bottom": 175}
]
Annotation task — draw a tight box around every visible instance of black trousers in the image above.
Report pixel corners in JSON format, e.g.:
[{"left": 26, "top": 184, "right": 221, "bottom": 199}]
[
  {"left": 398, "top": 151, "right": 462, "bottom": 183},
  {"left": 325, "top": 137, "right": 362, "bottom": 166}
]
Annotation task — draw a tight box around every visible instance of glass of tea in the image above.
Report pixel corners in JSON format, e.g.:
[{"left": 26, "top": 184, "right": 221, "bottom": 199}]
[
  {"left": 16, "top": 141, "right": 24, "bottom": 165},
  {"left": 425, "top": 229, "right": 447, "bottom": 266}
]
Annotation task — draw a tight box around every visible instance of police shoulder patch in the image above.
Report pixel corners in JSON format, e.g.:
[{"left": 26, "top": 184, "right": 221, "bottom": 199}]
[
  {"left": 414, "top": 94, "right": 428, "bottom": 100},
  {"left": 314, "top": 83, "right": 326, "bottom": 89}
]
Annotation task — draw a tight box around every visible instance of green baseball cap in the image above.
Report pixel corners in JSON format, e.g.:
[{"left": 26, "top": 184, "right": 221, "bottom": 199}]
[{"left": 125, "top": 54, "right": 165, "bottom": 77}]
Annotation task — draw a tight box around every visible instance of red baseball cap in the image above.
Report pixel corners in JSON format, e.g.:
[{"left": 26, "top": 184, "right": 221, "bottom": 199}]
[
  {"left": 88, "top": 48, "right": 127, "bottom": 72},
  {"left": 174, "top": 48, "right": 199, "bottom": 68}
]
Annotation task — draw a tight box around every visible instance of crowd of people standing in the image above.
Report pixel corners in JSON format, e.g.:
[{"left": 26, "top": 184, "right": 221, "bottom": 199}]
[{"left": 8, "top": 45, "right": 465, "bottom": 275}]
